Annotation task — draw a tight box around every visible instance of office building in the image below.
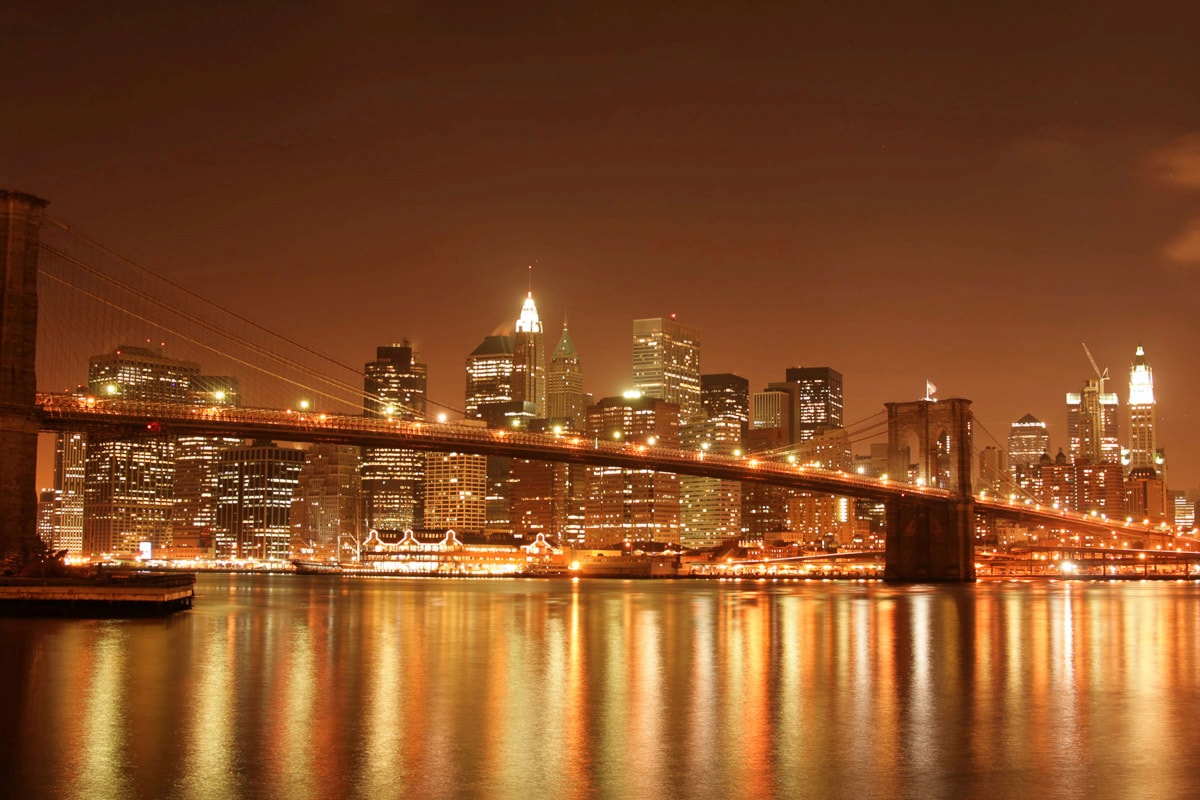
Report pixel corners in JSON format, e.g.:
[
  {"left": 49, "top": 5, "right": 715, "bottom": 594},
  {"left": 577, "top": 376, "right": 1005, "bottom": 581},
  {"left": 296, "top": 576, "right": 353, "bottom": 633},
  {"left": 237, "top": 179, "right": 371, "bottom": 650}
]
[
  {"left": 583, "top": 394, "right": 681, "bottom": 546},
  {"left": 1126, "top": 344, "right": 1158, "bottom": 473},
  {"left": 1066, "top": 379, "right": 1118, "bottom": 464},
  {"left": 465, "top": 335, "right": 515, "bottom": 419},
  {"left": 547, "top": 319, "right": 586, "bottom": 431},
  {"left": 291, "top": 444, "right": 362, "bottom": 556},
  {"left": 424, "top": 446, "right": 488, "bottom": 535},
  {"left": 632, "top": 316, "right": 701, "bottom": 422},
  {"left": 363, "top": 342, "right": 427, "bottom": 530},
  {"left": 82, "top": 344, "right": 200, "bottom": 556},
  {"left": 783, "top": 366, "right": 844, "bottom": 440},
  {"left": 214, "top": 440, "right": 305, "bottom": 560},
  {"left": 701, "top": 373, "right": 749, "bottom": 431},
  {"left": 513, "top": 291, "right": 547, "bottom": 418}
]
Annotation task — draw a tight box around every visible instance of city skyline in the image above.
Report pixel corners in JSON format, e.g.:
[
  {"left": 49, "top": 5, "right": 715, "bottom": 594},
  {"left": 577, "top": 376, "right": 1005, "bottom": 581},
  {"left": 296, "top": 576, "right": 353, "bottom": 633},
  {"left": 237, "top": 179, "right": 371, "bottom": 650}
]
[{"left": 5, "top": 2, "right": 1200, "bottom": 488}]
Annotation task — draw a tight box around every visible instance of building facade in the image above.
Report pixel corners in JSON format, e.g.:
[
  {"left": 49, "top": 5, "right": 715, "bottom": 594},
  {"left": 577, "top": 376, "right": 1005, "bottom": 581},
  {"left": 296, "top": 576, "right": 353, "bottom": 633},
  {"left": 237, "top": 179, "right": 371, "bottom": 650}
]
[
  {"left": 363, "top": 342, "right": 427, "bottom": 530},
  {"left": 632, "top": 316, "right": 701, "bottom": 422},
  {"left": 583, "top": 394, "right": 681, "bottom": 546}
]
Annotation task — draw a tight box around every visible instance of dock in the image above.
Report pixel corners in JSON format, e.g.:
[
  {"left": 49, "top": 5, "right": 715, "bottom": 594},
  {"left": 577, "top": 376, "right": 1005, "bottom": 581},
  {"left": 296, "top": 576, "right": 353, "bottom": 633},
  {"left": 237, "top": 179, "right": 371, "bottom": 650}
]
[{"left": 0, "top": 572, "right": 195, "bottom": 617}]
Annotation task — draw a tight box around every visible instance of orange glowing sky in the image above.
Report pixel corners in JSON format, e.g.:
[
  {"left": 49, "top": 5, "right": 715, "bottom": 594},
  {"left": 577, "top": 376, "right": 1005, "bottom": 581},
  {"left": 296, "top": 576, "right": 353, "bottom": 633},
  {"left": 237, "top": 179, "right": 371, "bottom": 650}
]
[{"left": 5, "top": 1, "right": 1200, "bottom": 487}]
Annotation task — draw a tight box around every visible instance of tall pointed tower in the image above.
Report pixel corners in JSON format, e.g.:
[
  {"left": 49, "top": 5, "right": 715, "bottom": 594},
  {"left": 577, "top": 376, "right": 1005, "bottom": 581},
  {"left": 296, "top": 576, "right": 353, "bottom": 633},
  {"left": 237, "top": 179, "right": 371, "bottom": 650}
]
[
  {"left": 548, "top": 318, "right": 585, "bottom": 431},
  {"left": 1127, "top": 344, "right": 1157, "bottom": 472},
  {"left": 513, "top": 275, "right": 546, "bottom": 417}
]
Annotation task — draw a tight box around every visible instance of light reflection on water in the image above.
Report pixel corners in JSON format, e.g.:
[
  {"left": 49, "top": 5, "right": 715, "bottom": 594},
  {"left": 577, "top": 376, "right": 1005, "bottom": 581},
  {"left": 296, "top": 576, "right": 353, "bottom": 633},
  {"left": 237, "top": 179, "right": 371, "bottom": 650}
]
[{"left": 4, "top": 576, "right": 1200, "bottom": 800}]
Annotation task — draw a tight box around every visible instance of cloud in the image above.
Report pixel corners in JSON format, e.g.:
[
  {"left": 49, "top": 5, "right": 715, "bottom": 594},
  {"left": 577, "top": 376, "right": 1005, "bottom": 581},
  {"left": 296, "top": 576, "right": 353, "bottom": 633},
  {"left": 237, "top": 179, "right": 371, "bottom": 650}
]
[
  {"left": 1164, "top": 217, "right": 1200, "bottom": 267},
  {"left": 1149, "top": 133, "right": 1200, "bottom": 188}
]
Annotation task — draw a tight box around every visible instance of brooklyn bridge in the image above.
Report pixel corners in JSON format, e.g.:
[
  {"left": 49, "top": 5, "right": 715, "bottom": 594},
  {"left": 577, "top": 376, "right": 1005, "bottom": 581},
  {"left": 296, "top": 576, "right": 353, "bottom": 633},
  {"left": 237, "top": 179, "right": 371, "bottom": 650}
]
[{"left": 2, "top": 190, "right": 1191, "bottom": 581}]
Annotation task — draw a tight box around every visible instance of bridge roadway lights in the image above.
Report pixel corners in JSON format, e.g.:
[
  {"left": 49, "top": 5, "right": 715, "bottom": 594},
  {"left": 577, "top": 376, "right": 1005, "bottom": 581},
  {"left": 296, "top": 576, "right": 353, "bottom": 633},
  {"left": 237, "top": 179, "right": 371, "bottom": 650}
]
[
  {"left": 0, "top": 190, "right": 49, "bottom": 560},
  {"left": 884, "top": 497, "right": 976, "bottom": 582}
]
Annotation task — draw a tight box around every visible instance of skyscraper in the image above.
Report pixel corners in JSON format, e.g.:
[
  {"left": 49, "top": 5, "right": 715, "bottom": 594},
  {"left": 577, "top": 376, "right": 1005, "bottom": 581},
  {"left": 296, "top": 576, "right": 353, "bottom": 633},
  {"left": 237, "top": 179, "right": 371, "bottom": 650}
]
[
  {"left": 701, "top": 373, "right": 749, "bottom": 431},
  {"left": 1007, "top": 414, "right": 1050, "bottom": 466},
  {"left": 783, "top": 366, "right": 844, "bottom": 440},
  {"left": 1127, "top": 344, "right": 1158, "bottom": 472},
  {"left": 465, "top": 334, "right": 515, "bottom": 420},
  {"left": 214, "top": 440, "right": 304, "bottom": 560},
  {"left": 363, "top": 342, "right": 427, "bottom": 530},
  {"left": 291, "top": 444, "right": 362, "bottom": 556},
  {"left": 547, "top": 319, "right": 586, "bottom": 431},
  {"left": 424, "top": 447, "right": 488, "bottom": 535},
  {"left": 513, "top": 291, "right": 547, "bottom": 418},
  {"left": 1007, "top": 413, "right": 1049, "bottom": 499},
  {"left": 632, "top": 316, "right": 701, "bottom": 422},
  {"left": 1066, "top": 379, "right": 1118, "bottom": 464},
  {"left": 82, "top": 344, "right": 200, "bottom": 556},
  {"left": 583, "top": 394, "right": 681, "bottom": 546}
]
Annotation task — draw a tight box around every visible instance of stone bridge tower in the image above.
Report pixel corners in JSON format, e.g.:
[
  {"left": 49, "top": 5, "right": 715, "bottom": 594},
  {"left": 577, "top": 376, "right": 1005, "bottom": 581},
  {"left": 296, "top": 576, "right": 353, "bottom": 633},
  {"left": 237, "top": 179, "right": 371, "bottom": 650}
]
[
  {"left": 884, "top": 398, "right": 975, "bottom": 581},
  {"left": 0, "top": 190, "right": 48, "bottom": 560}
]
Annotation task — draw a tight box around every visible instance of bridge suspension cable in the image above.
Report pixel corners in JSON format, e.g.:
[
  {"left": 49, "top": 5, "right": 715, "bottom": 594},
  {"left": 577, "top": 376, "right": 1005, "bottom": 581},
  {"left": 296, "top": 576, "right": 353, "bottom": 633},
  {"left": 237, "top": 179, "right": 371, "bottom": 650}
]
[{"left": 36, "top": 217, "right": 466, "bottom": 419}]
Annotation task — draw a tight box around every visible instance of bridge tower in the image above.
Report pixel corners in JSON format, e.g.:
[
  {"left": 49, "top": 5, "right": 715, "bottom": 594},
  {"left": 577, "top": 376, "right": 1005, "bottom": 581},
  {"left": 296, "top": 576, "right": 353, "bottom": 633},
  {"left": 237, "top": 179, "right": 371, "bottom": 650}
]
[
  {"left": 0, "top": 190, "right": 49, "bottom": 560},
  {"left": 884, "top": 398, "right": 975, "bottom": 582}
]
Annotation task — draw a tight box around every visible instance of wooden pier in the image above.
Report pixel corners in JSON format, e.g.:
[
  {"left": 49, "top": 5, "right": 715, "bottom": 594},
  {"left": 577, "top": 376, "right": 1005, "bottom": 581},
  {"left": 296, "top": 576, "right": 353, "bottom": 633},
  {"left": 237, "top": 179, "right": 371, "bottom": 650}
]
[{"left": 0, "top": 572, "right": 195, "bottom": 616}]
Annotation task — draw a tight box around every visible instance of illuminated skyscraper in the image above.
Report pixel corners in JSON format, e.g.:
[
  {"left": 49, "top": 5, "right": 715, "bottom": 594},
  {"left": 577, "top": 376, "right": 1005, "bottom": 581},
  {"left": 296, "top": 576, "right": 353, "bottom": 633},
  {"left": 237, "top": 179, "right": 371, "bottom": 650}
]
[
  {"left": 214, "top": 440, "right": 304, "bottom": 560},
  {"left": 82, "top": 344, "right": 200, "bottom": 556},
  {"left": 513, "top": 291, "right": 546, "bottom": 418},
  {"left": 51, "top": 429, "right": 86, "bottom": 554},
  {"left": 424, "top": 445, "right": 488, "bottom": 535},
  {"left": 632, "top": 316, "right": 701, "bottom": 422},
  {"left": 466, "top": 335, "right": 515, "bottom": 419},
  {"left": 1007, "top": 414, "right": 1050, "bottom": 466},
  {"left": 173, "top": 375, "right": 242, "bottom": 547},
  {"left": 783, "top": 366, "right": 844, "bottom": 441},
  {"left": 679, "top": 417, "right": 742, "bottom": 549},
  {"left": 1066, "top": 379, "right": 1118, "bottom": 464},
  {"left": 701, "top": 373, "right": 749, "bottom": 431},
  {"left": 363, "top": 342, "right": 427, "bottom": 530},
  {"left": 291, "top": 444, "right": 362, "bottom": 556},
  {"left": 1127, "top": 344, "right": 1158, "bottom": 472},
  {"left": 1007, "top": 413, "right": 1049, "bottom": 499},
  {"left": 583, "top": 394, "right": 680, "bottom": 546},
  {"left": 547, "top": 319, "right": 586, "bottom": 431}
]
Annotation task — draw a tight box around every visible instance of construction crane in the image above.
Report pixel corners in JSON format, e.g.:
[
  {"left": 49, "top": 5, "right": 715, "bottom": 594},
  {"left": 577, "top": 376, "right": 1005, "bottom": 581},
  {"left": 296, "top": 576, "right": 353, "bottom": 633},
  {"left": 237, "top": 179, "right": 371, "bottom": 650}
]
[{"left": 1082, "top": 343, "right": 1109, "bottom": 394}]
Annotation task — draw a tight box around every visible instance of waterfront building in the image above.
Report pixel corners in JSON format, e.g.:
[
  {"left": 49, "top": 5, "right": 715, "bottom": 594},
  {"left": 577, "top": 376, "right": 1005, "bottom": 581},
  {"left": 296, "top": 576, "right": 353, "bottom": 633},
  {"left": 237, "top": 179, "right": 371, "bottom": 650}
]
[
  {"left": 51, "top": 429, "right": 86, "bottom": 554},
  {"left": 547, "top": 319, "right": 586, "bottom": 432},
  {"left": 363, "top": 342, "right": 427, "bottom": 530},
  {"left": 291, "top": 444, "right": 362, "bottom": 556},
  {"left": 583, "top": 394, "right": 681, "bottom": 546},
  {"left": 424, "top": 446, "right": 488, "bottom": 535},
  {"left": 632, "top": 316, "right": 701, "bottom": 422},
  {"left": 82, "top": 344, "right": 199, "bottom": 556},
  {"left": 509, "top": 459, "right": 571, "bottom": 540},
  {"left": 214, "top": 440, "right": 305, "bottom": 560},
  {"left": 173, "top": 375, "right": 242, "bottom": 548},
  {"left": 678, "top": 416, "right": 742, "bottom": 549}
]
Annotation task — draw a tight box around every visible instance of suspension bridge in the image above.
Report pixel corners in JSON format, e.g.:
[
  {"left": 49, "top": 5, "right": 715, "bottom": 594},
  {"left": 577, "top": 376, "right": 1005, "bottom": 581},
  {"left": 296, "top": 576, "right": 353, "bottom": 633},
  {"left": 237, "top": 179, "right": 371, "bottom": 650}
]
[{"left": 2, "top": 190, "right": 1193, "bottom": 581}]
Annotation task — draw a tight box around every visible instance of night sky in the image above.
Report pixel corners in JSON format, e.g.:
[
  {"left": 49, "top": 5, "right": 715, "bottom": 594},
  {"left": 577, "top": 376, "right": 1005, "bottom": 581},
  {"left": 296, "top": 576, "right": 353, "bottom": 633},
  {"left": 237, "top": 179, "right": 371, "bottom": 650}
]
[{"left": 5, "top": 1, "right": 1200, "bottom": 487}]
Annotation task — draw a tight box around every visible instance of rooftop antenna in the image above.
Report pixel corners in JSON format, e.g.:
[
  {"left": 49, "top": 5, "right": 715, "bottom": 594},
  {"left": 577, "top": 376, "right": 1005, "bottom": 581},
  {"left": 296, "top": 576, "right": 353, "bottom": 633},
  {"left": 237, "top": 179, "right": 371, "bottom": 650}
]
[{"left": 1082, "top": 342, "right": 1109, "bottom": 394}]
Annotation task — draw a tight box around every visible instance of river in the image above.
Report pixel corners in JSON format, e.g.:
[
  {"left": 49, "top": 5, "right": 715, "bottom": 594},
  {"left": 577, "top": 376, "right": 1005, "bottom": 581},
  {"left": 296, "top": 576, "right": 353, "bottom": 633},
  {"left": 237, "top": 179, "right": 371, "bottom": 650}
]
[{"left": 2, "top": 575, "right": 1199, "bottom": 799}]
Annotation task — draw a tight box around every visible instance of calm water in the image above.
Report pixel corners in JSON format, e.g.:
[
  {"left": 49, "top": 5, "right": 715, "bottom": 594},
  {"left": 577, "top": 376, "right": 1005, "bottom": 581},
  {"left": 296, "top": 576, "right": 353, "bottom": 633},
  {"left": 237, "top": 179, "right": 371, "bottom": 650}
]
[{"left": 3, "top": 575, "right": 1200, "bottom": 800}]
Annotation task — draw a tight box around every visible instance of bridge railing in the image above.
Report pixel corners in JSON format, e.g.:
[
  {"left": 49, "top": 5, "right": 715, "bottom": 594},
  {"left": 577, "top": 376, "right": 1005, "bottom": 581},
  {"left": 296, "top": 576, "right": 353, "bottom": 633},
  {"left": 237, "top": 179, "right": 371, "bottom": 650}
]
[{"left": 35, "top": 392, "right": 951, "bottom": 499}]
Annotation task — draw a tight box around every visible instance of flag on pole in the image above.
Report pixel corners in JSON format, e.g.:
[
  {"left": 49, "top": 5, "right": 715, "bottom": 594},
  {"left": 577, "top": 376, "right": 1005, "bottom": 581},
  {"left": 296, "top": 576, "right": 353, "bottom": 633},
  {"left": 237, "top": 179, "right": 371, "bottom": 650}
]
[{"left": 925, "top": 380, "right": 937, "bottom": 400}]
